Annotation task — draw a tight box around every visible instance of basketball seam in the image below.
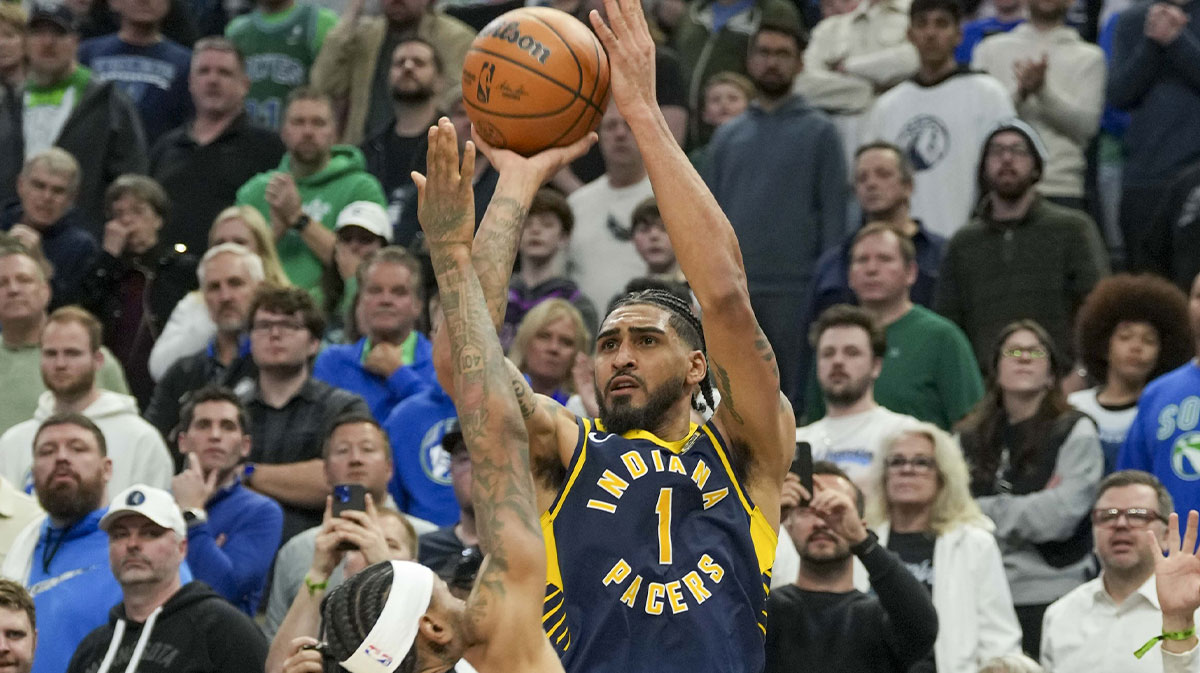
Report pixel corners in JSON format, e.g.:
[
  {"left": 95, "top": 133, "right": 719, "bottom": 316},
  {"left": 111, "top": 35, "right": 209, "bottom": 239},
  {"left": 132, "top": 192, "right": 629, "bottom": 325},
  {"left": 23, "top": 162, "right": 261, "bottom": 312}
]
[
  {"left": 464, "top": 46, "right": 584, "bottom": 119},
  {"left": 526, "top": 13, "right": 606, "bottom": 151}
]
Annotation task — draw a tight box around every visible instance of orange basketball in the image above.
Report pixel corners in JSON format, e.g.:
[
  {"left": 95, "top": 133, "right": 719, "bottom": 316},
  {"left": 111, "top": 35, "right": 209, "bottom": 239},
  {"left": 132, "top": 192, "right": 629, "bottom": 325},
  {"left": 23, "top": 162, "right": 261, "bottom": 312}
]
[{"left": 461, "top": 7, "right": 610, "bottom": 156}]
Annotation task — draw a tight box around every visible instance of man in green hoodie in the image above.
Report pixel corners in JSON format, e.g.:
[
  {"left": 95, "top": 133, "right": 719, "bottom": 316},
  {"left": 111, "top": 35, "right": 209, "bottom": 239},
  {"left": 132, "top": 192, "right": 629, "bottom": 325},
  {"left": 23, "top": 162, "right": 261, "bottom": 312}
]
[{"left": 236, "top": 87, "right": 386, "bottom": 298}]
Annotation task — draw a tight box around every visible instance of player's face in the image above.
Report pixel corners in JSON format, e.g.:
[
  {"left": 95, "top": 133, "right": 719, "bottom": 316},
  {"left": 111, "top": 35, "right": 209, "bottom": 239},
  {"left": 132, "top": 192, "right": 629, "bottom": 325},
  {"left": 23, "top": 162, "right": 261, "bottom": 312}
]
[
  {"left": 701, "top": 82, "right": 749, "bottom": 128},
  {"left": 785, "top": 473, "right": 856, "bottom": 563},
  {"left": 108, "top": 515, "right": 185, "bottom": 588},
  {"left": 17, "top": 164, "right": 75, "bottom": 229},
  {"left": 202, "top": 252, "right": 259, "bottom": 333},
  {"left": 208, "top": 216, "right": 261, "bottom": 253},
  {"left": 1106, "top": 321, "right": 1159, "bottom": 387},
  {"left": 519, "top": 212, "right": 567, "bottom": 263},
  {"left": 848, "top": 231, "right": 914, "bottom": 305},
  {"left": 32, "top": 422, "right": 110, "bottom": 522},
  {"left": 0, "top": 606, "right": 35, "bottom": 673},
  {"left": 883, "top": 433, "right": 940, "bottom": 510},
  {"left": 282, "top": 99, "right": 336, "bottom": 165},
  {"left": 594, "top": 304, "right": 699, "bottom": 434},
  {"left": 996, "top": 329, "right": 1054, "bottom": 396},
  {"left": 746, "top": 30, "right": 801, "bottom": 97},
  {"left": 26, "top": 24, "right": 77, "bottom": 81},
  {"left": 907, "top": 10, "right": 961, "bottom": 65},
  {"left": 853, "top": 148, "right": 910, "bottom": 219},
  {"left": 815, "top": 326, "right": 879, "bottom": 408},
  {"left": 40, "top": 321, "right": 100, "bottom": 399},
  {"left": 389, "top": 41, "right": 438, "bottom": 102},
  {"left": 0, "top": 23, "right": 25, "bottom": 74},
  {"left": 632, "top": 217, "right": 676, "bottom": 274},
  {"left": 178, "top": 400, "right": 250, "bottom": 475},
  {"left": 109, "top": 193, "right": 163, "bottom": 255},
  {"left": 984, "top": 131, "right": 1038, "bottom": 199},
  {"left": 324, "top": 422, "right": 392, "bottom": 496},
  {"left": 249, "top": 308, "right": 319, "bottom": 371},
  {"left": 361, "top": 261, "right": 420, "bottom": 341},
  {"left": 0, "top": 254, "right": 50, "bottom": 324},
  {"left": 523, "top": 316, "right": 579, "bottom": 387},
  {"left": 113, "top": 0, "right": 169, "bottom": 26},
  {"left": 1092, "top": 484, "right": 1166, "bottom": 573},
  {"left": 598, "top": 106, "right": 641, "bottom": 173},
  {"left": 190, "top": 49, "right": 248, "bottom": 116}
]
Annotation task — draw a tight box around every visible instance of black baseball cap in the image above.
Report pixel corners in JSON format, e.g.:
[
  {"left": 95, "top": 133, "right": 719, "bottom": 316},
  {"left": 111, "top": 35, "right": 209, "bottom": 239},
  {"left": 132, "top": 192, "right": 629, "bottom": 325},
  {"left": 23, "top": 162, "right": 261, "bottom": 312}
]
[{"left": 27, "top": 3, "right": 77, "bottom": 32}]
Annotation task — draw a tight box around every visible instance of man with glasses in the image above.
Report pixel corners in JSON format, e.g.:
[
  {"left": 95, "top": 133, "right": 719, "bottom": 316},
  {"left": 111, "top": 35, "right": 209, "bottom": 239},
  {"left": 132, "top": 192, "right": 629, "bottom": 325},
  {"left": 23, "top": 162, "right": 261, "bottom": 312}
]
[
  {"left": 238, "top": 285, "right": 368, "bottom": 543},
  {"left": 935, "top": 120, "right": 1110, "bottom": 366},
  {"left": 1041, "top": 469, "right": 1190, "bottom": 672}
]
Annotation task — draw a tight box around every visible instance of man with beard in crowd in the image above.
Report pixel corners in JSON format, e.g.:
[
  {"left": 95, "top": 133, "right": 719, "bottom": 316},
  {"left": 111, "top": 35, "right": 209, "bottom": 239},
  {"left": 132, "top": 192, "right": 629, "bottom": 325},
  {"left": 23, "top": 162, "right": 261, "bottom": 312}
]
[
  {"left": 0, "top": 414, "right": 190, "bottom": 673},
  {"left": 705, "top": 23, "right": 846, "bottom": 406}
]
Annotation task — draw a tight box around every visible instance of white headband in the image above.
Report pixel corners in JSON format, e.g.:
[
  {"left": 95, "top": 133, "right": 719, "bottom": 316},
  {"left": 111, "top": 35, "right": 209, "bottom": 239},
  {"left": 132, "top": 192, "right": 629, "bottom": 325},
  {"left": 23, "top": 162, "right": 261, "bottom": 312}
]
[{"left": 340, "top": 561, "right": 436, "bottom": 673}]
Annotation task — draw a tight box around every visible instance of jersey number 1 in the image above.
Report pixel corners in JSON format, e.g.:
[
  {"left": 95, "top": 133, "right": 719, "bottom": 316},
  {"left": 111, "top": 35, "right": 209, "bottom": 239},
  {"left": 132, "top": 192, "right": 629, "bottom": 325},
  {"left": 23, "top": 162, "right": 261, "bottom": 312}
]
[{"left": 656, "top": 487, "right": 673, "bottom": 565}]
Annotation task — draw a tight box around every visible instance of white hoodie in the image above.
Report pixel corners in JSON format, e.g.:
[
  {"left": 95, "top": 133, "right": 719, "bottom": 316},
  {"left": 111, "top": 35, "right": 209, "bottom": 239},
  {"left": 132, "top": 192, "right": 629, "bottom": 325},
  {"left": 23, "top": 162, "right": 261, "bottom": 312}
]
[{"left": 0, "top": 390, "right": 173, "bottom": 495}]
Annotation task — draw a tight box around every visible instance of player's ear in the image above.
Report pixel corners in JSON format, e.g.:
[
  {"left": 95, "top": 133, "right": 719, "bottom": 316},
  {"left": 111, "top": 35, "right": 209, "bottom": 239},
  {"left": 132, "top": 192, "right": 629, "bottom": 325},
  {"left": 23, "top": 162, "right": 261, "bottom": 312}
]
[
  {"left": 419, "top": 613, "right": 454, "bottom": 646},
  {"left": 685, "top": 350, "right": 706, "bottom": 387}
]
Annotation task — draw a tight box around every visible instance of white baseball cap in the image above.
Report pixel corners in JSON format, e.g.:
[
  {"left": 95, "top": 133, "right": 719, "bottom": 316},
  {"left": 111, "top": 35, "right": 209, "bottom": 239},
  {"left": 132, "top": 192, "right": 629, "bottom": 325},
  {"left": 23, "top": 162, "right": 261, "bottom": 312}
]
[
  {"left": 101, "top": 485, "right": 187, "bottom": 537},
  {"left": 335, "top": 201, "right": 393, "bottom": 244}
]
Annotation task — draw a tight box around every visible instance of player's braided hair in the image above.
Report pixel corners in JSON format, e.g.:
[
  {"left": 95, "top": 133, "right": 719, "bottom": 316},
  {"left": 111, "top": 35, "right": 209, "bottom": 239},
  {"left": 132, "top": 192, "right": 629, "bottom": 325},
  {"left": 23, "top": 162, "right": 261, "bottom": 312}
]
[
  {"left": 609, "top": 289, "right": 715, "bottom": 412},
  {"left": 320, "top": 562, "right": 419, "bottom": 673}
]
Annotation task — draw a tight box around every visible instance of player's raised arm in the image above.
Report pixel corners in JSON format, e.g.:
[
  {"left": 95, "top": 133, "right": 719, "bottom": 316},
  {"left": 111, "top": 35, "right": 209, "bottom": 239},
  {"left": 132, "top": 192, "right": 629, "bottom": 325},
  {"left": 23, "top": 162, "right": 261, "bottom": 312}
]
[
  {"left": 589, "top": 0, "right": 794, "bottom": 510},
  {"left": 412, "top": 119, "right": 548, "bottom": 638}
]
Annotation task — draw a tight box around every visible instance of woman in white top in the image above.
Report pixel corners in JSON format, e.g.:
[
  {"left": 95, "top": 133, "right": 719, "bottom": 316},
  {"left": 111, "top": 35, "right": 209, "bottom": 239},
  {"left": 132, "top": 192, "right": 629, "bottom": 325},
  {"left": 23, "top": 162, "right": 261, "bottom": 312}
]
[
  {"left": 1068, "top": 274, "right": 1191, "bottom": 473},
  {"left": 861, "top": 422, "right": 1023, "bottom": 672},
  {"left": 147, "top": 205, "right": 291, "bottom": 380}
]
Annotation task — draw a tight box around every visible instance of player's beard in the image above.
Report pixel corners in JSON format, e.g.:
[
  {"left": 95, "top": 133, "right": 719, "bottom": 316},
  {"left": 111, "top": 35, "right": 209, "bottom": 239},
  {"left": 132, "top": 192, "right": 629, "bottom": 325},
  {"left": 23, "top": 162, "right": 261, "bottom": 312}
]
[
  {"left": 43, "top": 366, "right": 96, "bottom": 400},
  {"left": 392, "top": 82, "right": 436, "bottom": 104},
  {"left": 821, "top": 370, "right": 873, "bottom": 408},
  {"left": 596, "top": 373, "right": 688, "bottom": 435},
  {"left": 37, "top": 467, "right": 106, "bottom": 522}
]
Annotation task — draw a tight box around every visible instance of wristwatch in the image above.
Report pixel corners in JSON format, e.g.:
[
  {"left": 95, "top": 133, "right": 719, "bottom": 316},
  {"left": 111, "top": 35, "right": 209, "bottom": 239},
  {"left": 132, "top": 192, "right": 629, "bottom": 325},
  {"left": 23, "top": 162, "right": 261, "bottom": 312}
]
[
  {"left": 242, "top": 461, "right": 256, "bottom": 487},
  {"left": 291, "top": 213, "right": 312, "bottom": 232},
  {"left": 183, "top": 508, "right": 208, "bottom": 527}
]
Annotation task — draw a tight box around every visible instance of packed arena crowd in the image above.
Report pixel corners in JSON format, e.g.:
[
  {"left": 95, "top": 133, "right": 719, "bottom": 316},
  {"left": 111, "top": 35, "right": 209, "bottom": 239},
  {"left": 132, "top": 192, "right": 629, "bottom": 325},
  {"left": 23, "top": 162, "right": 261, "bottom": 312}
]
[{"left": 0, "top": 0, "right": 1197, "bottom": 667}]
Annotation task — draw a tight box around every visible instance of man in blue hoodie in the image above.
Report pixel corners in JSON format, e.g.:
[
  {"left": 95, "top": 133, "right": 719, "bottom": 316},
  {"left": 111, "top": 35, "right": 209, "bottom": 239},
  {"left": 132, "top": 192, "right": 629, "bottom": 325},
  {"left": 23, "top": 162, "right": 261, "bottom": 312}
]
[
  {"left": 313, "top": 246, "right": 434, "bottom": 423},
  {"left": 705, "top": 22, "right": 847, "bottom": 408},
  {"left": 0, "top": 413, "right": 190, "bottom": 673},
  {"left": 236, "top": 88, "right": 386, "bottom": 297}
]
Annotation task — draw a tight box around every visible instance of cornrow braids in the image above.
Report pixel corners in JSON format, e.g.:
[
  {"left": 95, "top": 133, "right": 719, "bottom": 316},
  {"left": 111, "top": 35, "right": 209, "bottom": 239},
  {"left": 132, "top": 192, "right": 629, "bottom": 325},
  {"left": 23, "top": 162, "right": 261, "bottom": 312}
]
[
  {"left": 609, "top": 289, "right": 715, "bottom": 412},
  {"left": 320, "top": 562, "right": 418, "bottom": 673}
]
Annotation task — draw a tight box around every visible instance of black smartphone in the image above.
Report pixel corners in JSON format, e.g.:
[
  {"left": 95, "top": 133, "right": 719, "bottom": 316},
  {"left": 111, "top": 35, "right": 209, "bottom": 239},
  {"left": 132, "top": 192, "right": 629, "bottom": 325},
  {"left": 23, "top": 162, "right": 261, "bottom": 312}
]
[
  {"left": 790, "top": 442, "right": 813, "bottom": 507},
  {"left": 332, "top": 484, "right": 367, "bottom": 551}
]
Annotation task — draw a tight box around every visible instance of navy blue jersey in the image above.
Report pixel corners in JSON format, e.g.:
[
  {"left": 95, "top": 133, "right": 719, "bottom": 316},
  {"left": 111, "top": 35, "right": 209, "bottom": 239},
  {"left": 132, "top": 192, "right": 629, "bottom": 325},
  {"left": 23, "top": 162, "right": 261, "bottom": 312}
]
[{"left": 541, "top": 418, "right": 776, "bottom": 673}]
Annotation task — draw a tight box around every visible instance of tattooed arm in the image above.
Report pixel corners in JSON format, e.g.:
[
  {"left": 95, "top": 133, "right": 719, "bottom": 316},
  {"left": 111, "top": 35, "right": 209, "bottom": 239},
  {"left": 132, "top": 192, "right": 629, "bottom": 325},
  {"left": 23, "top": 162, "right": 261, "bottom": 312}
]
[
  {"left": 431, "top": 131, "right": 597, "bottom": 479},
  {"left": 590, "top": 0, "right": 794, "bottom": 526},
  {"left": 414, "top": 121, "right": 548, "bottom": 641}
]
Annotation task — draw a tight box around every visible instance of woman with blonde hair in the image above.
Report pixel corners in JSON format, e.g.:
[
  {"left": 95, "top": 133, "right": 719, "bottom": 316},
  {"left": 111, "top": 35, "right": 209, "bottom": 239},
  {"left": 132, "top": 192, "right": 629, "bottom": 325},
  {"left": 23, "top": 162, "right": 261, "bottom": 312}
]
[
  {"left": 509, "top": 299, "right": 593, "bottom": 415},
  {"left": 858, "top": 422, "right": 1023, "bottom": 672},
  {"left": 148, "top": 206, "right": 291, "bottom": 380}
]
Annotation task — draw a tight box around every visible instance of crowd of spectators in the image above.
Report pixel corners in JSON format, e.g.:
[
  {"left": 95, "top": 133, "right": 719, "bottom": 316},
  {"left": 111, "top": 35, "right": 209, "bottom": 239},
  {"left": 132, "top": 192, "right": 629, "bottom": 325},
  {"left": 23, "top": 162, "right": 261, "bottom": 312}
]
[{"left": 0, "top": 0, "right": 1197, "bottom": 668}]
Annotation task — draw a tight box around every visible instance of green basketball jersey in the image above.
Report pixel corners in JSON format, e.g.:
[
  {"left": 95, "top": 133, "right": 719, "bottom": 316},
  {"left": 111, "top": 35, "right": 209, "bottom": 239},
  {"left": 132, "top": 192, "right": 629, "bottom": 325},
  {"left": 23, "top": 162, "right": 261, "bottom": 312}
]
[{"left": 226, "top": 3, "right": 336, "bottom": 129}]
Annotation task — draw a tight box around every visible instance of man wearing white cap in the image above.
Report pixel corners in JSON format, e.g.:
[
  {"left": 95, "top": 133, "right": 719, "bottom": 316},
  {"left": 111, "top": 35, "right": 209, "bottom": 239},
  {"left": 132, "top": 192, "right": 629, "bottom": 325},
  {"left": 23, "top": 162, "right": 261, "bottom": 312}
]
[
  {"left": 65, "top": 484, "right": 267, "bottom": 673},
  {"left": 323, "top": 200, "right": 392, "bottom": 337},
  {"left": 313, "top": 243, "right": 434, "bottom": 424},
  {"left": 278, "top": 119, "right": 566, "bottom": 673}
]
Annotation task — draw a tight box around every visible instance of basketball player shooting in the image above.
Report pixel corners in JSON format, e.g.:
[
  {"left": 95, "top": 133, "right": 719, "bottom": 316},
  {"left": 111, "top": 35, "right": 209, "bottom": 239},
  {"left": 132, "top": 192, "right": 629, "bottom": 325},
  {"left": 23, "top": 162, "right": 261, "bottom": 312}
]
[
  {"left": 278, "top": 119, "right": 569, "bottom": 673},
  {"left": 431, "top": 0, "right": 796, "bottom": 669}
]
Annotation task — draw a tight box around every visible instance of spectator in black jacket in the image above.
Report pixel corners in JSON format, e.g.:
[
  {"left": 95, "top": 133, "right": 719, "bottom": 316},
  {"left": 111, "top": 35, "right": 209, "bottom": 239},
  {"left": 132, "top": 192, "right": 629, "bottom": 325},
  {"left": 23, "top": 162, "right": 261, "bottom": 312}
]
[
  {"left": 0, "top": 149, "right": 98, "bottom": 306},
  {"left": 1140, "top": 161, "right": 1200, "bottom": 292},
  {"left": 143, "top": 242, "right": 264, "bottom": 455},
  {"left": 78, "top": 175, "right": 197, "bottom": 408},
  {"left": 765, "top": 461, "right": 938, "bottom": 673},
  {"left": 151, "top": 37, "right": 284, "bottom": 256}
]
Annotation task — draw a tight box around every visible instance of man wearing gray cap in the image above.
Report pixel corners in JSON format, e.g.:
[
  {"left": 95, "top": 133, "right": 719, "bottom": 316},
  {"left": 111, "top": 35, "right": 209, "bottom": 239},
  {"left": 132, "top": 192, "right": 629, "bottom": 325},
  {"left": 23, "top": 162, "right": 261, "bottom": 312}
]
[{"left": 65, "top": 484, "right": 266, "bottom": 673}]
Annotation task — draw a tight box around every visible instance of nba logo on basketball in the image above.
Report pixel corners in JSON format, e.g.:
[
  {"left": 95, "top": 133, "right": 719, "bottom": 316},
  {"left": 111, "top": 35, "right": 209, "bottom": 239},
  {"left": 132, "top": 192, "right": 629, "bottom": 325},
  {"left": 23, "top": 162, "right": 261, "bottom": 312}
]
[{"left": 476, "top": 62, "right": 494, "bottom": 103}]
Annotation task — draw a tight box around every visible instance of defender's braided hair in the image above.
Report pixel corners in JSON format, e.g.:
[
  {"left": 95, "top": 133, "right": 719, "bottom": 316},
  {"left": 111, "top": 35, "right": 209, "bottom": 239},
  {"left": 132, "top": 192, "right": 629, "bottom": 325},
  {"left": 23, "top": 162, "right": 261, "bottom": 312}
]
[
  {"left": 320, "top": 562, "right": 418, "bottom": 673},
  {"left": 608, "top": 289, "right": 715, "bottom": 412}
]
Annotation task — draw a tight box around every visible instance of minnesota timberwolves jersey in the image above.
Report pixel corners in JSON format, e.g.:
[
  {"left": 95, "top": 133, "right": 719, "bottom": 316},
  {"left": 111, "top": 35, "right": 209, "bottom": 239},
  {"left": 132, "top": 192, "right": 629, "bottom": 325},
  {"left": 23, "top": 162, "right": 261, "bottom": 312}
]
[{"left": 541, "top": 418, "right": 777, "bottom": 673}]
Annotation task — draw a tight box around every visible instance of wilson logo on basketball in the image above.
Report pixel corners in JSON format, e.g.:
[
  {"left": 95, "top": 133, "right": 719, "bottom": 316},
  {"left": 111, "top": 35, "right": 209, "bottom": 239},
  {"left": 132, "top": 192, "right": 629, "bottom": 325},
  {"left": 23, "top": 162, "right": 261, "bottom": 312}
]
[
  {"left": 484, "top": 21, "right": 552, "bottom": 64},
  {"left": 476, "top": 62, "right": 495, "bottom": 103}
]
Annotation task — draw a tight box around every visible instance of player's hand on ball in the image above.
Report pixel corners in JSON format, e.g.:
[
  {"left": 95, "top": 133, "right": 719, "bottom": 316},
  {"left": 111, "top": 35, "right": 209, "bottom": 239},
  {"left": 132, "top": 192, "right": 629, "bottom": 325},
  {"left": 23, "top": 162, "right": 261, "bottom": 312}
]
[
  {"left": 472, "top": 128, "right": 598, "bottom": 187},
  {"left": 590, "top": 0, "right": 657, "bottom": 115},
  {"left": 412, "top": 117, "right": 476, "bottom": 249}
]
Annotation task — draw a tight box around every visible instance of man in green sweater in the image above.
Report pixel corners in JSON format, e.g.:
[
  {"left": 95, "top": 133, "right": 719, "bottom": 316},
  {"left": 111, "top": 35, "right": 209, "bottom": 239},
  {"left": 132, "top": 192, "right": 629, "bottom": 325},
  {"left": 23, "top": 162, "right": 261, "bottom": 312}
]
[
  {"left": 806, "top": 223, "right": 983, "bottom": 429},
  {"left": 236, "top": 88, "right": 386, "bottom": 299}
]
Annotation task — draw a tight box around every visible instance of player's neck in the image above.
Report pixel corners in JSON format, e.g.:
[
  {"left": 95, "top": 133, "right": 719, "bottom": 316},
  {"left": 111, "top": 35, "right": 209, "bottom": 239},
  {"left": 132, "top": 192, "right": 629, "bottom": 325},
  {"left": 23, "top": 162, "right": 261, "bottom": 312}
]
[
  {"left": 0, "top": 313, "right": 45, "bottom": 348},
  {"left": 1097, "top": 375, "right": 1143, "bottom": 407},
  {"left": 118, "top": 23, "right": 163, "bottom": 46},
  {"left": 394, "top": 100, "right": 438, "bottom": 137},
  {"left": 606, "top": 164, "right": 646, "bottom": 189},
  {"left": 1002, "top": 389, "right": 1045, "bottom": 424},
  {"left": 916, "top": 57, "right": 957, "bottom": 85},
  {"left": 291, "top": 154, "right": 330, "bottom": 179},
  {"left": 825, "top": 394, "right": 877, "bottom": 419},
  {"left": 519, "top": 252, "right": 565, "bottom": 287},
  {"left": 123, "top": 577, "right": 181, "bottom": 623},
  {"left": 794, "top": 558, "right": 854, "bottom": 592},
  {"left": 863, "top": 297, "right": 911, "bottom": 329},
  {"left": 888, "top": 504, "right": 931, "bottom": 533},
  {"left": 214, "top": 330, "right": 242, "bottom": 366},
  {"left": 988, "top": 188, "right": 1037, "bottom": 221},
  {"left": 1101, "top": 564, "right": 1154, "bottom": 605},
  {"left": 192, "top": 108, "right": 240, "bottom": 145}
]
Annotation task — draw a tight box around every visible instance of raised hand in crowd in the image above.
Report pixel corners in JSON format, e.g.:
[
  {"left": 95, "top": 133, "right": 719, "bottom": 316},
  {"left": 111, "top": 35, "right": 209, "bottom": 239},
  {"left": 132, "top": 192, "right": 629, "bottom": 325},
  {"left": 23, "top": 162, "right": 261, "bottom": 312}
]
[
  {"left": 1147, "top": 510, "right": 1200, "bottom": 655},
  {"left": 807, "top": 477, "right": 869, "bottom": 545},
  {"left": 265, "top": 172, "right": 303, "bottom": 239},
  {"left": 1014, "top": 53, "right": 1049, "bottom": 100},
  {"left": 173, "top": 452, "right": 220, "bottom": 511},
  {"left": 7, "top": 224, "right": 43, "bottom": 256},
  {"left": 102, "top": 217, "right": 132, "bottom": 258},
  {"left": 1144, "top": 3, "right": 1189, "bottom": 45},
  {"left": 363, "top": 341, "right": 405, "bottom": 378},
  {"left": 308, "top": 494, "right": 391, "bottom": 585},
  {"left": 571, "top": 351, "right": 599, "bottom": 418}
]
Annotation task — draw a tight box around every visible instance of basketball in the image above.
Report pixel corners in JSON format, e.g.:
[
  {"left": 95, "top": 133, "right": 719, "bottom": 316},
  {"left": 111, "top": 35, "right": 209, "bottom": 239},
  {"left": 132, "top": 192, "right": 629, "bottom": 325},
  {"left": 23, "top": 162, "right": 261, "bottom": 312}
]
[{"left": 461, "top": 7, "right": 611, "bottom": 156}]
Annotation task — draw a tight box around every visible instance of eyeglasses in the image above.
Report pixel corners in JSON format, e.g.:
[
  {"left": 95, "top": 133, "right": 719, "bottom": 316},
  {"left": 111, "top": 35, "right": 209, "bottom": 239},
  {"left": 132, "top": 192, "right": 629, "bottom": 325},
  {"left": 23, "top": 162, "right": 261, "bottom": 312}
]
[
  {"left": 1091, "top": 508, "right": 1167, "bottom": 528},
  {"left": 250, "top": 319, "right": 306, "bottom": 335},
  {"left": 885, "top": 455, "right": 937, "bottom": 472},
  {"left": 1001, "top": 347, "right": 1048, "bottom": 359}
]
